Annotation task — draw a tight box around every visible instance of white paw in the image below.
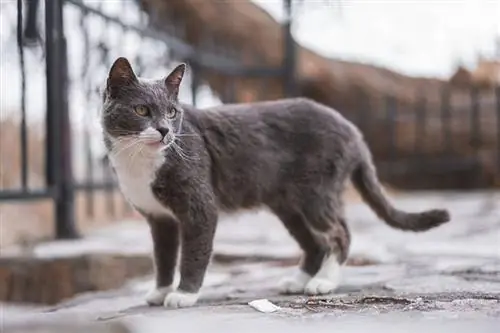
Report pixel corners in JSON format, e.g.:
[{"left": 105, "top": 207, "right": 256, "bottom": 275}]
[
  {"left": 304, "top": 277, "right": 338, "bottom": 295},
  {"left": 304, "top": 255, "right": 341, "bottom": 295},
  {"left": 278, "top": 270, "right": 311, "bottom": 294},
  {"left": 163, "top": 291, "right": 199, "bottom": 308},
  {"left": 145, "top": 286, "right": 173, "bottom": 306}
]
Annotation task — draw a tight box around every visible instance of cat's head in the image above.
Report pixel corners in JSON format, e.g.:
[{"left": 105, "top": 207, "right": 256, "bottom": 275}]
[{"left": 101, "top": 57, "right": 186, "bottom": 151}]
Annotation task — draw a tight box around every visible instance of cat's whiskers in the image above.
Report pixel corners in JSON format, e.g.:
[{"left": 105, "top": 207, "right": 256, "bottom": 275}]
[
  {"left": 111, "top": 135, "right": 136, "bottom": 144},
  {"left": 111, "top": 137, "right": 151, "bottom": 159},
  {"left": 111, "top": 133, "right": 142, "bottom": 145},
  {"left": 175, "top": 133, "right": 197, "bottom": 138},
  {"left": 111, "top": 138, "right": 141, "bottom": 157},
  {"left": 171, "top": 138, "right": 199, "bottom": 162},
  {"left": 170, "top": 141, "right": 185, "bottom": 160},
  {"left": 171, "top": 144, "right": 190, "bottom": 162},
  {"left": 114, "top": 133, "right": 166, "bottom": 164}
]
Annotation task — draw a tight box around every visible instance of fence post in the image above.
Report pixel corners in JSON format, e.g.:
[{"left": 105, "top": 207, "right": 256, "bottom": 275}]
[
  {"left": 283, "top": 0, "right": 296, "bottom": 97},
  {"left": 496, "top": 86, "right": 500, "bottom": 181},
  {"left": 385, "top": 95, "right": 397, "bottom": 174},
  {"left": 470, "top": 85, "right": 482, "bottom": 187},
  {"left": 24, "top": 0, "right": 40, "bottom": 44},
  {"left": 45, "top": 0, "right": 78, "bottom": 239},
  {"left": 190, "top": 62, "right": 200, "bottom": 107},
  {"left": 440, "top": 86, "right": 451, "bottom": 153}
]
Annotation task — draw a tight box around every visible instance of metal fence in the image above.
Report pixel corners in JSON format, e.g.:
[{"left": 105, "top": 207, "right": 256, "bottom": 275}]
[
  {"left": 1, "top": 0, "right": 295, "bottom": 239},
  {"left": 347, "top": 85, "right": 500, "bottom": 190},
  {"left": 1, "top": 0, "right": 499, "bottom": 240}
]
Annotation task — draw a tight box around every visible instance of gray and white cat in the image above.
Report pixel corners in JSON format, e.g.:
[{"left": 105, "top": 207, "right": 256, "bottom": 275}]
[{"left": 101, "top": 57, "right": 450, "bottom": 308}]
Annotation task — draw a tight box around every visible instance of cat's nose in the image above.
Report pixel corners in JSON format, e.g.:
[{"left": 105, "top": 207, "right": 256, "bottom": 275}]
[{"left": 157, "top": 127, "right": 169, "bottom": 138}]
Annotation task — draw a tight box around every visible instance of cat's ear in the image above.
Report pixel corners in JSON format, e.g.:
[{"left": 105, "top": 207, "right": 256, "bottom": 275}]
[
  {"left": 165, "top": 63, "right": 186, "bottom": 98},
  {"left": 107, "top": 57, "right": 137, "bottom": 96}
]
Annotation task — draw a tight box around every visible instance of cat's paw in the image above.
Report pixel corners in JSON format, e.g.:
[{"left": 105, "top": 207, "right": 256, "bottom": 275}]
[
  {"left": 304, "top": 277, "right": 338, "bottom": 295},
  {"left": 163, "top": 291, "right": 199, "bottom": 308},
  {"left": 145, "top": 286, "right": 173, "bottom": 306},
  {"left": 278, "top": 270, "right": 311, "bottom": 294}
]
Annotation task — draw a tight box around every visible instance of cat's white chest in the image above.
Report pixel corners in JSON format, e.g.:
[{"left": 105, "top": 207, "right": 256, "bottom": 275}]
[{"left": 109, "top": 148, "right": 173, "bottom": 217}]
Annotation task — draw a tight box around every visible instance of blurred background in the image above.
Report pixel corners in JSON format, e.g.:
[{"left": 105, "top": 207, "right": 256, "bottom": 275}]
[{"left": 0, "top": 0, "right": 499, "bottom": 309}]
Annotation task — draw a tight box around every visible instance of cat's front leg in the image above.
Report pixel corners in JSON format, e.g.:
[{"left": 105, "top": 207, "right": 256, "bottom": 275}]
[
  {"left": 163, "top": 196, "right": 218, "bottom": 308},
  {"left": 145, "top": 215, "right": 179, "bottom": 306}
]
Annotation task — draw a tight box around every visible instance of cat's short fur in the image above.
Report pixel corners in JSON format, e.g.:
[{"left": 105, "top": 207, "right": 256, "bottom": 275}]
[{"left": 101, "top": 57, "right": 450, "bottom": 308}]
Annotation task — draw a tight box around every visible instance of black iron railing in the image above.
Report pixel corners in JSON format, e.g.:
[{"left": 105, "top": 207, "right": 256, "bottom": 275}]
[{"left": 1, "top": 0, "right": 295, "bottom": 239}]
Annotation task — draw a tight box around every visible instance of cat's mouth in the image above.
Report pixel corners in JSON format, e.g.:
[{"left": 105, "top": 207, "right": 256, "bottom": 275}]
[
  {"left": 143, "top": 140, "right": 169, "bottom": 149},
  {"left": 144, "top": 137, "right": 173, "bottom": 149},
  {"left": 145, "top": 141, "right": 163, "bottom": 147}
]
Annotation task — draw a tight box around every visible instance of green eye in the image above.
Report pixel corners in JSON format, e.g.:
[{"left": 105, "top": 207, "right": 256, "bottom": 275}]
[
  {"left": 135, "top": 105, "right": 150, "bottom": 117},
  {"left": 166, "top": 107, "right": 177, "bottom": 119}
]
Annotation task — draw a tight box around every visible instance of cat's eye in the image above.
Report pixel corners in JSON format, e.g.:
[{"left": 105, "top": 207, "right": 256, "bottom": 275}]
[
  {"left": 134, "top": 105, "right": 150, "bottom": 117},
  {"left": 166, "top": 107, "right": 177, "bottom": 119}
]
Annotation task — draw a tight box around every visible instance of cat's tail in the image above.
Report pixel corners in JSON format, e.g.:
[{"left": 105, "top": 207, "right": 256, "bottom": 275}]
[{"left": 350, "top": 148, "right": 450, "bottom": 231}]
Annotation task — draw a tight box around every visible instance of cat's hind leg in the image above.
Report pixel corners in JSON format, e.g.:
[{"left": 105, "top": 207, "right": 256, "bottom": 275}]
[
  {"left": 304, "top": 253, "right": 342, "bottom": 295},
  {"left": 270, "top": 204, "right": 327, "bottom": 294},
  {"left": 303, "top": 199, "right": 350, "bottom": 296},
  {"left": 277, "top": 189, "right": 351, "bottom": 296}
]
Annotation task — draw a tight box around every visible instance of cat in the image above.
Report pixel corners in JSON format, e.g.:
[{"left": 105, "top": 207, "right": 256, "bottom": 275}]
[{"left": 101, "top": 57, "right": 450, "bottom": 308}]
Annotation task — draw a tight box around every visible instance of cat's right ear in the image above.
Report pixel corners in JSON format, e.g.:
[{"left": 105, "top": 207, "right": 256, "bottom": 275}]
[
  {"left": 107, "top": 57, "right": 137, "bottom": 97},
  {"left": 165, "top": 63, "right": 186, "bottom": 98}
]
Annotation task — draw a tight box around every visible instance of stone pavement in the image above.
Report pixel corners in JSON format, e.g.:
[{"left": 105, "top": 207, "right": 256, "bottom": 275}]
[{"left": 2, "top": 191, "right": 500, "bottom": 332}]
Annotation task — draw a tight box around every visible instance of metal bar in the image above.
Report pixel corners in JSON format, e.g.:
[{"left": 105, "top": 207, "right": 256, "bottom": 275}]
[
  {"left": 107, "top": 190, "right": 116, "bottom": 217},
  {"left": 58, "top": 0, "right": 77, "bottom": 237},
  {"left": 45, "top": 0, "right": 60, "bottom": 195},
  {"left": 45, "top": 0, "right": 78, "bottom": 239},
  {"left": 283, "top": 0, "right": 296, "bottom": 97},
  {"left": 83, "top": 131, "right": 95, "bottom": 217},
  {"left": 190, "top": 63, "right": 199, "bottom": 107},
  {"left": 224, "top": 77, "right": 236, "bottom": 103},
  {"left": 258, "top": 77, "right": 267, "bottom": 101},
  {"left": 0, "top": 189, "right": 55, "bottom": 201},
  {"left": 414, "top": 92, "right": 427, "bottom": 156},
  {"left": 79, "top": 8, "right": 95, "bottom": 218},
  {"left": 45, "top": 4, "right": 55, "bottom": 191},
  {"left": 356, "top": 87, "right": 367, "bottom": 136},
  {"left": 470, "top": 85, "right": 482, "bottom": 186},
  {"left": 44, "top": 0, "right": 57, "bottom": 194},
  {"left": 377, "top": 157, "right": 481, "bottom": 177},
  {"left": 386, "top": 96, "right": 397, "bottom": 162},
  {"left": 470, "top": 86, "right": 481, "bottom": 149},
  {"left": 440, "top": 86, "right": 452, "bottom": 152},
  {"left": 74, "top": 182, "right": 116, "bottom": 191},
  {"left": 496, "top": 86, "right": 500, "bottom": 178},
  {"left": 17, "top": 0, "right": 29, "bottom": 189},
  {"left": 24, "top": 0, "right": 40, "bottom": 44},
  {"left": 104, "top": 166, "right": 116, "bottom": 217}
]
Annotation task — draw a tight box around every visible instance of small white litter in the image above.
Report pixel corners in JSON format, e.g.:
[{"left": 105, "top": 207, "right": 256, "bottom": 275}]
[{"left": 248, "top": 299, "right": 280, "bottom": 313}]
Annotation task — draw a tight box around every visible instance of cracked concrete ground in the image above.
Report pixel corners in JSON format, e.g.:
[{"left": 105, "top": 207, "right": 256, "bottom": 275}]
[{"left": 2, "top": 191, "right": 500, "bottom": 332}]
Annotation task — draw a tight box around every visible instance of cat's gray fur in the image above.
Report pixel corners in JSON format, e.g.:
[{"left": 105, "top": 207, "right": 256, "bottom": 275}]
[{"left": 101, "top": 57, "right": 450, "bottom": 308}]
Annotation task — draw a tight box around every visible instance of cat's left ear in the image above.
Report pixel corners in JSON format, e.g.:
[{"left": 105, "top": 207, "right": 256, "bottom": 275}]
[
  {"left": 165, "top": 63, "right": 186, "bottom": 98},
  {"left": 107, "top": 57, "right": 137, "bottom": 97}
]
